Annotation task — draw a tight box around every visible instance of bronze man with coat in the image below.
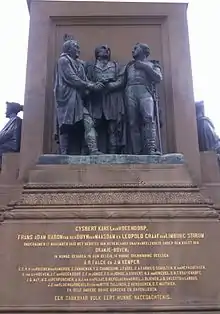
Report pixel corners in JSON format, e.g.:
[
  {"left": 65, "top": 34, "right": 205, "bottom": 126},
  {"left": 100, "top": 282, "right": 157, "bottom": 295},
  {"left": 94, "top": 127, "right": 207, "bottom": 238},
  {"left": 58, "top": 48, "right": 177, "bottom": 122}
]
[
  {"left": 54, "top": 39, "right": 103, "bottom": 155},
  {"left": 85, "top": 45, "right": 125, "bottom": 154}
]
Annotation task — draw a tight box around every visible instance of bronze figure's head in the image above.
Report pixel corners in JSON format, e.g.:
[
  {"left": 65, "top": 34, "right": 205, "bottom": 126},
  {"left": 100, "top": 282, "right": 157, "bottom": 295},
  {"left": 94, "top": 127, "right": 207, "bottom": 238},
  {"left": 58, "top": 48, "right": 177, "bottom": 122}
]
[
  {"left": 95, "top": 45, "right": 111, "bottom": 60},
  {"left": 132, "top": 43, "right": 150, "bottom": 59},
  {"left": 5, "top": 102, "right": 23, "bottom": 118},
  {"left": 62, "top": 39, "right": 80, "bottom": 59}
]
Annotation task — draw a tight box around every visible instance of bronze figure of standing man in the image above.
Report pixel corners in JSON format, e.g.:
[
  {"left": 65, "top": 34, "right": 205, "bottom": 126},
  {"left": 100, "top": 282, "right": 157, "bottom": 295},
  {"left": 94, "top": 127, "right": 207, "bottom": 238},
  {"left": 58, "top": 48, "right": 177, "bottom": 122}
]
[
  {"left": 125, "top": 43, "right": 162, "bottom": 155},
  {"left": 54, "top": 39, "right": 103, "bottom": 155},
  {"left": 86, "top": 45, "right": 125, "bottom": 154}
]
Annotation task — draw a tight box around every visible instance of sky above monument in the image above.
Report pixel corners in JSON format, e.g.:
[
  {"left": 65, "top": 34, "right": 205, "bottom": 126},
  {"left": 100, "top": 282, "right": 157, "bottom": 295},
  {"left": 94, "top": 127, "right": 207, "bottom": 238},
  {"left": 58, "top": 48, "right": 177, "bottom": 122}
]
[{"left": 0, "top": 0, "right": 219, "bottom": 133}]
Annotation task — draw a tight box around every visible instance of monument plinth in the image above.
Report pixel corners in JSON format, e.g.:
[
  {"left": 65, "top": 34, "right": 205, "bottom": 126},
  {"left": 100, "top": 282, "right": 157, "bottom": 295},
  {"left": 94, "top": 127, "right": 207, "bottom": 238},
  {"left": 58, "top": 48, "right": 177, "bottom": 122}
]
[
  {"left": 1, "top": 155, "right": 220, "bottom": 312},
  {"left": 0, "top": 1, "right": 220, "bottom": 314}
]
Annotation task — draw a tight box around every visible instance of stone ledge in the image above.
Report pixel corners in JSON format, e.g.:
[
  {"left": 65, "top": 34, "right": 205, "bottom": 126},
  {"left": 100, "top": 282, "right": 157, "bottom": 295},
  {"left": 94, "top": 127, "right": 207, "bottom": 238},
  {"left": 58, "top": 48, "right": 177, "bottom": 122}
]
[{"left": 38, "top": 153, "right": 184, "bottom": 165}]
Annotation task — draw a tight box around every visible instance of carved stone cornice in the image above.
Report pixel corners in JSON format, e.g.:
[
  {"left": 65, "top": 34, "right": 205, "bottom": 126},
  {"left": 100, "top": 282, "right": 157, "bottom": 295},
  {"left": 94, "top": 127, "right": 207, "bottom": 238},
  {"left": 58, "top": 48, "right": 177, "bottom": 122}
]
[
  {"left": 1, "top": 183, "right": 217, "bottom": 221},
  {"left": 1, "top": 160, "right": 218, "bottom": 221}
]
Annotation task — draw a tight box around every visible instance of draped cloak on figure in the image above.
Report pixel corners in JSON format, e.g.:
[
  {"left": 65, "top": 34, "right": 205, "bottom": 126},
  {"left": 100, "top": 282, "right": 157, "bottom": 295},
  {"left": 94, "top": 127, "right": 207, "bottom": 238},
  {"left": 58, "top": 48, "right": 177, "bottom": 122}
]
[
  {"left": 197, "top": 116, "right": 220, "bottom": 152},
  {"left": 54, "top": 53, "right": 88, "bottom": 132},
  {"left": 0, "top": 116, "right": 22, "bottom": 163}
]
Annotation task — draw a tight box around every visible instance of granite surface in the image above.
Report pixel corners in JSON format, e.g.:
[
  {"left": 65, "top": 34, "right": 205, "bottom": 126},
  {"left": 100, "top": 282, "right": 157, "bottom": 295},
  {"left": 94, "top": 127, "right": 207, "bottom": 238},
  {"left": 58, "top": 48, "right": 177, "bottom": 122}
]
[{"left": 38, "top": 153, "right": 185, "bottom": 165}]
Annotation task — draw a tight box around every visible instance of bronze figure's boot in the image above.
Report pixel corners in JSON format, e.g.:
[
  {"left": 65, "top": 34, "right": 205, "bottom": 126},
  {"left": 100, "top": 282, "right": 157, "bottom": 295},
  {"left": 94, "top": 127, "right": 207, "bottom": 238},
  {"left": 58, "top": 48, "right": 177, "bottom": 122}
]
[
  {"left": 108, "top": 138, "right": 117, "bottom": 154},
  {"left": 147, "top": 121, "right": 157, "bottom": 155},
  {"left": 84, "top": 110, "right": 103, "bottom": 155},
  {"left": 142, "top": 119, "right": 157, "bottom": 155},
  {"left": 59, "top": 133, "right": 69, "bottom": 155}
]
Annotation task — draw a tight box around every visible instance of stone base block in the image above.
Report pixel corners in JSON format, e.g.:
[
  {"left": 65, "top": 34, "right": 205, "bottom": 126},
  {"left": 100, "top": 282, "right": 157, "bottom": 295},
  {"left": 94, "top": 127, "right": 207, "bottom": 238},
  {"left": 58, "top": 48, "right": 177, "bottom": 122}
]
[{"left": 0, "top": 157, "right": 219, "bottom": 313}]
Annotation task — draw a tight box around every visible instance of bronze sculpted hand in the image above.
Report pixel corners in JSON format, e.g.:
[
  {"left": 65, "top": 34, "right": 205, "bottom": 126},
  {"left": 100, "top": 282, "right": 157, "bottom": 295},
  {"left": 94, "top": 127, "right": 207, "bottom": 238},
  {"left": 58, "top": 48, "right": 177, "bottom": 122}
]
[
  {"left": 106, "top": 82, "right": 116, "bottom": 91},
  {"left": 94, "top": 82, "right": 105, "bottom": 90},
  {"left": 86, "top": 82, "right": 104, "bottom": 91},
  {"left": 99, "top": 78, "right": 111, "bottom": 85},
  {"left": 134, "top": 60, "right": 152, "bottom": 70}
]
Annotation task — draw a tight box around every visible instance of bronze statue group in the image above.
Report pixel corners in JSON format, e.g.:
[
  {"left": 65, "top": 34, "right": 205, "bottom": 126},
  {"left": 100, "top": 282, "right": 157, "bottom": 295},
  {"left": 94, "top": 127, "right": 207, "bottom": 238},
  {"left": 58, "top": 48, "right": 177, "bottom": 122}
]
[
  {"left": 0, "top": 38, "right": 220, "bottom": 165},
  {"left": 54, "top": 37, "right": 163, "bottom": 156}
]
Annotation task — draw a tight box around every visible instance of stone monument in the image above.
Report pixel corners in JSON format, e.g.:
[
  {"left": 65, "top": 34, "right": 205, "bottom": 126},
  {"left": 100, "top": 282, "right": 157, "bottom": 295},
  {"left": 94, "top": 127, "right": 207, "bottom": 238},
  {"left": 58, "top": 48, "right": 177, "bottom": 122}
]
[{"left": 0, "top": 1, "right": 220, "bottom": 314}]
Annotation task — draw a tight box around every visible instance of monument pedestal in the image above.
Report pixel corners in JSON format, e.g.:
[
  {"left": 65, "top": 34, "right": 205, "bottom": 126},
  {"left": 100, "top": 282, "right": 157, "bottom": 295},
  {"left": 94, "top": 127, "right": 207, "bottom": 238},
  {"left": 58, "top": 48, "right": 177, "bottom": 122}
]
[
  {"left": 0, "top": 153, "right": 23, "bottom": 210},
  {"left": 0, "top": 1, "right": 219, "bottom": 312},
  {"left": 0, "top": 155, "right": 220, "bottom": 313}
]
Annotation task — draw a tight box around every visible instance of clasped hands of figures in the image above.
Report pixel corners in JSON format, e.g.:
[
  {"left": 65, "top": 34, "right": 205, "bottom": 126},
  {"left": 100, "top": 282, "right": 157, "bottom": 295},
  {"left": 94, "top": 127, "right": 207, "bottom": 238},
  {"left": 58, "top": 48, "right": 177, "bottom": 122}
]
[
  {"left": 86, "top": 78, "right": 116, "bottom": 94},
  {"left": 87, "top": 61, "right": 153, "bottom": 94}
]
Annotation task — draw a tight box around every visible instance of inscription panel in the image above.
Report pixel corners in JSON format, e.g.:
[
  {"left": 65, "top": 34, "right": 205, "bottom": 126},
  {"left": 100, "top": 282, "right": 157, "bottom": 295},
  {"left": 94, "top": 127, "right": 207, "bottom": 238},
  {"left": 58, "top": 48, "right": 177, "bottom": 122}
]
[{"left": 0, "top": 220, "right": 219, "bottom": 310}]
